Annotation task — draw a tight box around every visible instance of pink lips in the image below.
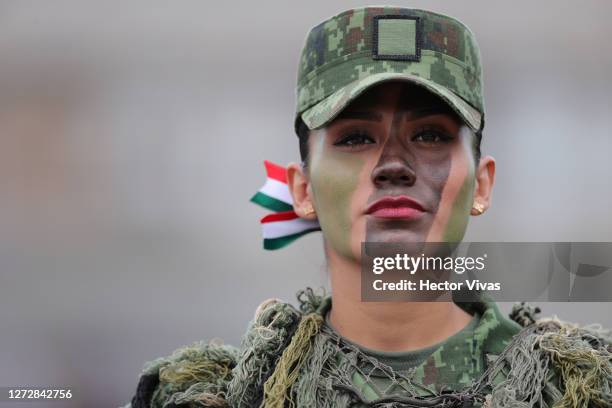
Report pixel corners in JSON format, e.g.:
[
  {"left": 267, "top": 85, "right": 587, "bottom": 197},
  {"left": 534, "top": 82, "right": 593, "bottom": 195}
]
[{"left": 365, "top": 195, "right": 426, "bottom": 220}]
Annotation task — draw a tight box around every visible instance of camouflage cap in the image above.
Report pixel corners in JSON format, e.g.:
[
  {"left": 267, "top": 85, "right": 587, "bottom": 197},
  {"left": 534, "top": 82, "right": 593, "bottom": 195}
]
[{"left": 296, "top": 7, "right": 485, "bottom": 133}]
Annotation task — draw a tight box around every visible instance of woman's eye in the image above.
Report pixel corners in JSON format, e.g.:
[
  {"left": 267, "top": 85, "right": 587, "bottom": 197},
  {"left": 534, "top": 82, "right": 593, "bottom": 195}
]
[
  {"left": 412, "top": 130, "right": 453, "bottom": 145},
  {"left": 334, "top": 132, "right": 375, "bottom": 147}
]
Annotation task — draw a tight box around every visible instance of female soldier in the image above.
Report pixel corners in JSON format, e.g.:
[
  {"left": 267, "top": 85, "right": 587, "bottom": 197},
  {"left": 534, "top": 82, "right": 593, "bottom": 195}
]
[{"left": 127, "top": 7, "right": 611, "bottom": 408}]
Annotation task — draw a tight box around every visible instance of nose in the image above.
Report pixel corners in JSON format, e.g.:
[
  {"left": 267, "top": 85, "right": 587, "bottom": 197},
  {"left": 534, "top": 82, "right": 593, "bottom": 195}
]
[{"left": 371, "top": 158, "right": 416, "bottom": 187}]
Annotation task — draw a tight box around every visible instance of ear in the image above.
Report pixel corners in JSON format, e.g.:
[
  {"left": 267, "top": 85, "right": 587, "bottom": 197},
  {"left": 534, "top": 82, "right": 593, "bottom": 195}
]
[
  {"left": 286, "top": 162, "right": 317, "bottom": 220},
  {"left": 471, "top": 155, "right": 496, "bottom": 216}
]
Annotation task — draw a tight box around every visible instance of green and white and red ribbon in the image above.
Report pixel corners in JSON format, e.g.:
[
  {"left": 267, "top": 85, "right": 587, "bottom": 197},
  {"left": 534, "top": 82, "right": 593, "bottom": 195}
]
[{"left": 251, "top": 160, "right": 320, "bottom": 250}]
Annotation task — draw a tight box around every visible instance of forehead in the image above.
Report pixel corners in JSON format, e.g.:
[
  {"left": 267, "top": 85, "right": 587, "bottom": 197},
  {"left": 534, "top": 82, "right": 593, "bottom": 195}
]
[{"left": 341, "top": 81, "right": 457, "bottom": 116}]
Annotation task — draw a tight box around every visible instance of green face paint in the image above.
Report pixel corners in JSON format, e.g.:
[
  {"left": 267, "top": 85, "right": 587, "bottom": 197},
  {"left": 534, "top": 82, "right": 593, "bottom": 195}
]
[
  {"left": 441, "top": 171, "right": 475, "bottom": 242},
  {"left": 308, "top": 130, "right": 365, "bottom": 260},
  {"left": 438, "top": 128, "right": 477, "bottom": 243}
]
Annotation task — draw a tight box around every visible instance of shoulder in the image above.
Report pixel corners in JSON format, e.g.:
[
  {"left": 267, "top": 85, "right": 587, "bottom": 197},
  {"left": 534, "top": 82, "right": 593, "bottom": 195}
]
[
  {"left": 486, "top": 305, "right": 612, "bottom": 407},
  {"left": 125, "top": 295, "right": 310, "bottom": 408},
  {"left": 126, "top": 341, "right": 240, "bottom": 408}
]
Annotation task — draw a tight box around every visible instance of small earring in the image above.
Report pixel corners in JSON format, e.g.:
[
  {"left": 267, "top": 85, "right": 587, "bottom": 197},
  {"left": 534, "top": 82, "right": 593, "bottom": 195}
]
[
  {"left": 472, "top": 202, "right": 485, "bottom": 215},
  {"left": 303, "top": 205, "right": 315, "bottom": 216}
]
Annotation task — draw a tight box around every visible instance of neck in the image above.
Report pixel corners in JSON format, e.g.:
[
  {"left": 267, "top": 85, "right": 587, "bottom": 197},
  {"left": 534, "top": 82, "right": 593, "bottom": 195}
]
[{"left": 326, "top": 249, "right": 473, "bottom": 352}]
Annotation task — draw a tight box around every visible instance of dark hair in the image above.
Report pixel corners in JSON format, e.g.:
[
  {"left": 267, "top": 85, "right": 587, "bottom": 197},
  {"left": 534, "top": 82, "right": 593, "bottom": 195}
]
[
  {"left": 296, "top": 117, "right": 311, "bottom": 165},
  {"left": 295, "top": 116, "right": 482, "bottom": 166}
]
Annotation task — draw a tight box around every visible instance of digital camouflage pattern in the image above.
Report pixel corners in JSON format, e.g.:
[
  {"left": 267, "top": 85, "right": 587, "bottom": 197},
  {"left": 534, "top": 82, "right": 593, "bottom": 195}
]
[{"left": 296, "top": 7, "right": 485, "bottom": 132}]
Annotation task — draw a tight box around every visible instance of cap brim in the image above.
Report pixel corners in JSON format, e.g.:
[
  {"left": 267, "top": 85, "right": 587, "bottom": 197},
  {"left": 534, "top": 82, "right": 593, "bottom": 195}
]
[{"left": 300, "top": 72, "right": 482, "bottom": 132}]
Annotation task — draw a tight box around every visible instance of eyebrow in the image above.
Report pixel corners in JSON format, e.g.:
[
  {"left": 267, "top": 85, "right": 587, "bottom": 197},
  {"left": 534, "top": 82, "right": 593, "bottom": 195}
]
[{"left": 334, "top": 111, "right": 383, "bottom": 122}]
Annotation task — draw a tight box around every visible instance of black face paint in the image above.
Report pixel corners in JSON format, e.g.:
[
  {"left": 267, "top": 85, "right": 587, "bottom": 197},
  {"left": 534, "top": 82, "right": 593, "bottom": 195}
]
[{"left": 365, "top": 85, "right": 452, "bottom": 244}]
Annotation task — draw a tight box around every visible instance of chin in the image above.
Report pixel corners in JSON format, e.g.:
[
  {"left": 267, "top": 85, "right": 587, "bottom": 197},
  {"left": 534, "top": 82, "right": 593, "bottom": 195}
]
[
  {"left": 365, "top": 228, "right": 426, "bottom": 244},
  {"left": 365, "top": 216, "right": 429, "bottom": 242},
  {"left": 362, "top": 228, "right": 429, "bottom": 261}
]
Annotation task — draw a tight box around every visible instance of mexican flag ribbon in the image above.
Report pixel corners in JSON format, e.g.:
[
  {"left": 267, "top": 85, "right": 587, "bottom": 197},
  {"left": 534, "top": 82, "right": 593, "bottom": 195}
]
[{"left": 251, "top": 160, "right": 320, "bottom": 250}]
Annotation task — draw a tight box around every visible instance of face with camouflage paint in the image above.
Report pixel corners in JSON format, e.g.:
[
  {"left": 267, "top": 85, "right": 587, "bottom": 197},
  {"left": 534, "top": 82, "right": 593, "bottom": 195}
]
[{"left": 306, "top": 81, "right": 478, "bottom": 261}]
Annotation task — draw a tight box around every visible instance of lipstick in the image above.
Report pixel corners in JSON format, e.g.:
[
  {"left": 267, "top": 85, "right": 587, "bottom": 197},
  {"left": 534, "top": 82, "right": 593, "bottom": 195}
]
[{"left": 366, "top": 195, "right": 425, "bottom": 220}]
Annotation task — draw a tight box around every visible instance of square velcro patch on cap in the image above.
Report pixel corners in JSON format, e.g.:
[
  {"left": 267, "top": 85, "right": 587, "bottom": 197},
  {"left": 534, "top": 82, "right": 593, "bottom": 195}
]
[{"left": 372, "top": 15, "right": 422, "bottom": 61}]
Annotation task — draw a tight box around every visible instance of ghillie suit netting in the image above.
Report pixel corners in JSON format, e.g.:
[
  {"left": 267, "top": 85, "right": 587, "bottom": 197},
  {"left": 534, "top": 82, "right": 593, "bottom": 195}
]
[{"left": 129, "top": 289, "right": 612, "bottom": 408}]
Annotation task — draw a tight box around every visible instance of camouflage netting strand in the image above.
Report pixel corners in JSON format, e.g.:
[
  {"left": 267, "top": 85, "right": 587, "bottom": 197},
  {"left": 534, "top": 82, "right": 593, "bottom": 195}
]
[
  {"left": 143, "top": 342, "right": 239, "bottom": 408},
  {"left": 226, "top": 297, "right": 302, "bottom": 407}
]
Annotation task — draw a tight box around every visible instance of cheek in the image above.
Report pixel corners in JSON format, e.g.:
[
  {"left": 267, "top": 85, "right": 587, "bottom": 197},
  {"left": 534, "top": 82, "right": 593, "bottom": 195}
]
[
  {"left": 426, "top": 139, "right": 476, "bottom": 242},
  {"left": 348, "top": 154, "right": 378, "bottom": 253},
  {"left": 308, "top": 135, "right": 371, "bottom": 258}
]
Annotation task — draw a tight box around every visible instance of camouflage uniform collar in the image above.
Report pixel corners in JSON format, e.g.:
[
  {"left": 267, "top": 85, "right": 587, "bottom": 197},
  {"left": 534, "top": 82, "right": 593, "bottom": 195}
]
[{"left": 412, "top": 298, "right": 522, "bottom": 391}]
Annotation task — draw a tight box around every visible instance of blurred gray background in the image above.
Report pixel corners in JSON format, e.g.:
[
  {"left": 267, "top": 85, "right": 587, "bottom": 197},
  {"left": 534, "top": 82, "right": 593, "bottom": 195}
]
[{"left": 1, "top": 1, "right": 611, "bottom": 406}]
